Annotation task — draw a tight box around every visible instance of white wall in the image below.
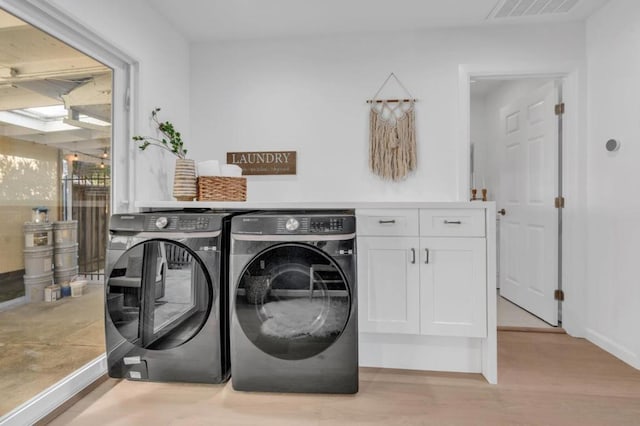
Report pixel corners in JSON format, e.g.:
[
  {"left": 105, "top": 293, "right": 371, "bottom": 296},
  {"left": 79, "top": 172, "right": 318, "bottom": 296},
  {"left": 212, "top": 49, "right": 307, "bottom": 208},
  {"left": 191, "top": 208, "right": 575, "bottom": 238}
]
[
  {"left": 191, "top": 23, "right": 585, "bottom": 202},
  {"left": 470, "top": 95, "right": 488, "bottom": 195},
  {"left": 48, "top": 0, "right": 191, "bottom": 204},
  {"left": 585, "top": 0, "right": 640, "bottom": 368}
]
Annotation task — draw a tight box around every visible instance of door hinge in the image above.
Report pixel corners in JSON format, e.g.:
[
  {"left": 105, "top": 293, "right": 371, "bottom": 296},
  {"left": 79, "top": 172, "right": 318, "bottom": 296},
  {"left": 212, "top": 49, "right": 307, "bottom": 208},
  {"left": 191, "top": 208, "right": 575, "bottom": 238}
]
[
  {"left": 554, "top": 289, "right": 565, "bottom": 301},
  {"left": 555, "top": 102, "right": 565, "bottom": 115},
  {"left": 554, "top": 197, "right": 565, "bottom": 208}
]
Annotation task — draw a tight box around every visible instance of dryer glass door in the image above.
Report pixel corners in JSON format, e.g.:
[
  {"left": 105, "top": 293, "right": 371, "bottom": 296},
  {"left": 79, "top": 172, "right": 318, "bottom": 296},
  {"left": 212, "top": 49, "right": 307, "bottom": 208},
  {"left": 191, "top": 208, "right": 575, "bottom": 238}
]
[
  {"left": 107, "top": 239, "right": 211, "bottom": 350},
  {"left": 235, "top": 243, "right": 351, "bottom": 360}
]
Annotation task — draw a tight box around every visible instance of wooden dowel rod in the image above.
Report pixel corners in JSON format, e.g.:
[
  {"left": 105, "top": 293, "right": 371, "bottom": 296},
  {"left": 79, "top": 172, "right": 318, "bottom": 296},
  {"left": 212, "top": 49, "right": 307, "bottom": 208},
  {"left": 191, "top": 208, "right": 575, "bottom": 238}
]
[{"left": 366, "top": 98, "right": 417, "bottom": 104}]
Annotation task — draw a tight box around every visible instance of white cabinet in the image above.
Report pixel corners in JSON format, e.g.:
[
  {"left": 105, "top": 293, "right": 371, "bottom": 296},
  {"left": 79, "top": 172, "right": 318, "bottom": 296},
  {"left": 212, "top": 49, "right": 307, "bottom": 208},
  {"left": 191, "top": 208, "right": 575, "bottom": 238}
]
[
  {"left": 357, "top": 208, "right": 488, "bottom": 339},
  {"left": 356, "top": 209, "right": 419, "bottom": 236},
  {"left": 420, "top": 238, "right": 487, "bottom": 337},
  {"left": 419, "top": 209, "right": 485, "bottom": 237},
  {"left": 357, "top": 237, "right": 420, "bottom": 334}
]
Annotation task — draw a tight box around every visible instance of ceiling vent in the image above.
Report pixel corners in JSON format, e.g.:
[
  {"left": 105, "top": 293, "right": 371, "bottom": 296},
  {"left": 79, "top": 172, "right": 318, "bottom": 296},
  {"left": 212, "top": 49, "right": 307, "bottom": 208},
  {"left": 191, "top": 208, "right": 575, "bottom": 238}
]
[{"left": 487, "top": 0, "right": 580, "bottom": 19}]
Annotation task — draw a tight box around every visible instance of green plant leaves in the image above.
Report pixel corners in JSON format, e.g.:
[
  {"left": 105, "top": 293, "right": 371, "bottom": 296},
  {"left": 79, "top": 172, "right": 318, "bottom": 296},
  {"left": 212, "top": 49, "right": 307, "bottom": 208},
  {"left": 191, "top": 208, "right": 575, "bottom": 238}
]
[{"left": 131, "top": 108, "right": 188, "bottom": 159}]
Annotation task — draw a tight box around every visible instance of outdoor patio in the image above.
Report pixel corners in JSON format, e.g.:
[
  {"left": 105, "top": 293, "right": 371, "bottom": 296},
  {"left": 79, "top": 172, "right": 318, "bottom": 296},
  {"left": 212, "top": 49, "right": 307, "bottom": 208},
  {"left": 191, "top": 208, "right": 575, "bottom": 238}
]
[{"left": 0, "top": 282, "right": 105, "bottom": 416}]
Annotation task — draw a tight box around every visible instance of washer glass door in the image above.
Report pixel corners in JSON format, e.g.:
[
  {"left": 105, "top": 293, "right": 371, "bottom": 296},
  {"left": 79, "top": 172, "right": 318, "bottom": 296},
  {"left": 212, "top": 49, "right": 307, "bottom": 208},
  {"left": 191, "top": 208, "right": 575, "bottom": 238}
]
[
  {"left": 107, "top": 239, "right": 211, "bottom": 350},
  {"left": 235, "top": 242, "right": 351, "bottom": 360}
]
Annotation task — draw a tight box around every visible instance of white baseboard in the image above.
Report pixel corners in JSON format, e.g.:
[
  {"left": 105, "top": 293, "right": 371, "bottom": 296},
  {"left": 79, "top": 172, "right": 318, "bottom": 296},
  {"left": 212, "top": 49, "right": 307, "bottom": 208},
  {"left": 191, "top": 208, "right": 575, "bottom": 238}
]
[
  {"left": 359, "top": 333, "right": 483, "bottom": 374},
  {"left": 0, "top": 354, "right": 107, "bottom": 426},
  {"left": 0, "top": 296, "right": 26, "bottom": 312},
  {"left": 585, "top": 328, "right": 639, "bottom": 370}
]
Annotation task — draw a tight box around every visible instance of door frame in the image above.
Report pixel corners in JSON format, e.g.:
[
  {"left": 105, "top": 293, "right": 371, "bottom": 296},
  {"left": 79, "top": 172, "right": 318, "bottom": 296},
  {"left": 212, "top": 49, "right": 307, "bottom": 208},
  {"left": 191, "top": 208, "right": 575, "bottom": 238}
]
[
  {"left": 458, "top": 63, "right": 587, "bottom": 339},
  {"left": 0, "top": 0, "right": 137, "bottom": 424}
]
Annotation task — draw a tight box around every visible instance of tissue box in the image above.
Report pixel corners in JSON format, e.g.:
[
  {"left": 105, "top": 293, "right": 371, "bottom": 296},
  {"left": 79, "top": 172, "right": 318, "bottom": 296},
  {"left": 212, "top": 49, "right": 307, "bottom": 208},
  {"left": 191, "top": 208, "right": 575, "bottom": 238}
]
[{"left": 197, "top": 176, "right": 247, "bottom": 201}]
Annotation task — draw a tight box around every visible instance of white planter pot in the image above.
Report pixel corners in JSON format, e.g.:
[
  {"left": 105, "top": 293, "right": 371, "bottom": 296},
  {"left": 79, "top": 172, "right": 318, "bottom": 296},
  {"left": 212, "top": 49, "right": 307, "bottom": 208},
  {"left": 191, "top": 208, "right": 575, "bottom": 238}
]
[{"left": 173, "top": 159, "right": 197, "bottom": 201}]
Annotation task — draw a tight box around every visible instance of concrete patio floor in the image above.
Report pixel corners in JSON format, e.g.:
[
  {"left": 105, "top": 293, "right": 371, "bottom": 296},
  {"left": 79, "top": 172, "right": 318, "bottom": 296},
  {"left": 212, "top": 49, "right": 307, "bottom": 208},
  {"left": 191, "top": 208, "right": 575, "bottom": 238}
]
[{"left": 0, "top": 283, "right": 105, "bottom": 416}]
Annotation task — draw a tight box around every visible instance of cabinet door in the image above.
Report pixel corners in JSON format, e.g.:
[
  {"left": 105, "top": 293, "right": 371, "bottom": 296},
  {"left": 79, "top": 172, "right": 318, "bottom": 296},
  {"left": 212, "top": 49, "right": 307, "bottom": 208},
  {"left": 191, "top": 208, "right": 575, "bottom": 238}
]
[
  {"left": 357, "top": 237, "right": 420, "bottom": 334},
  {"left": 420, "top": 238, "right": 487, "bottom": 337}
]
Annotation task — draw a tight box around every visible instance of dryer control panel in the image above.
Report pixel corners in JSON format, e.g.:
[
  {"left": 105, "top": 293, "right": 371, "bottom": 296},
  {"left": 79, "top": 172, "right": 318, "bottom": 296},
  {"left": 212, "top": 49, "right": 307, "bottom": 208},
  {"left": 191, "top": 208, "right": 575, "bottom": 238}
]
[
  {"left": 233, "top": 213, "right": 355, "bottom": 235},
  {"left": 308, "top": 217, "right": 345, "bottom": 233}
]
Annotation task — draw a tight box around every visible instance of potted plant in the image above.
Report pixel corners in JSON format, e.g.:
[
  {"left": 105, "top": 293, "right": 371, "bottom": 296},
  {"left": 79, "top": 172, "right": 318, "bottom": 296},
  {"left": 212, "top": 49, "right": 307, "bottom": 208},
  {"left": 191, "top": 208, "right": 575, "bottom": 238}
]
[{"left": 133, "top": 108, "right": 196, "bottom": 201}]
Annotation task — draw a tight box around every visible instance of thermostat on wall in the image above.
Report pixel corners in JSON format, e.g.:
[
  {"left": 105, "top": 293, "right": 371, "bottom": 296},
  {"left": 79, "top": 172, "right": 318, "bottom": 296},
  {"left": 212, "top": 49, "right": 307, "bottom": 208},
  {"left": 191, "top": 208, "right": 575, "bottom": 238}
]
[{"left": 605, "top": 139, "right": 620, "bottom": 152}]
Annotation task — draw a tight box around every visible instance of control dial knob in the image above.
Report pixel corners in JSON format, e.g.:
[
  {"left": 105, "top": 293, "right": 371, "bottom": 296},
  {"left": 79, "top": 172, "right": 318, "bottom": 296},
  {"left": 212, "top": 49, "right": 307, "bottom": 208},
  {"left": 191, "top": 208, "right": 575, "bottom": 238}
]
[
  {"left": 155, "top": 216, "right": 169, "bottom": 229},
  {"left": 285, "top": 218, "right": 299, "bottom": 232}
]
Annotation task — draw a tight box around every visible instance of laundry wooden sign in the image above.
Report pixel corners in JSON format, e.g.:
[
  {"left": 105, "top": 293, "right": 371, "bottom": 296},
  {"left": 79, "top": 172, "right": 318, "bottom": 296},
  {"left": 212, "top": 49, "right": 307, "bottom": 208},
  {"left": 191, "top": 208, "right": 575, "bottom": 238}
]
[{"left": 226, "top": 151, "right": 297, "bottom": 175}]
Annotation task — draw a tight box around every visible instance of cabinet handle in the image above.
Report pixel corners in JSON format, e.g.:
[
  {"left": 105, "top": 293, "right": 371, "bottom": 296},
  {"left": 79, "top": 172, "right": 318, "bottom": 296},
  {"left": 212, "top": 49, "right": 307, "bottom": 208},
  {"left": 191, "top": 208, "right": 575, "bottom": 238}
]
[
  {"left": 444, "top": 220, "right": 462, "bottom": 225},
  {"left": 379, "top": 219, "right": 396, "bottom": 224},
  {"left": 424, "top": 248, "right": 430, "bottom": 264},
  {"left": 410, "top": 248, "right": 416, "bottom": 264}
]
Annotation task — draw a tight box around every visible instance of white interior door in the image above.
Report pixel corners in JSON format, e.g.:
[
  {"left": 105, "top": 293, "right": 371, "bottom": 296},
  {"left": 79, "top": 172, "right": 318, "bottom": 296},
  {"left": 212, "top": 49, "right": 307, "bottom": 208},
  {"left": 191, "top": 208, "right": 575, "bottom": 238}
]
[{"left": 498, "top": 81, "right": 559, "bottom": 326}]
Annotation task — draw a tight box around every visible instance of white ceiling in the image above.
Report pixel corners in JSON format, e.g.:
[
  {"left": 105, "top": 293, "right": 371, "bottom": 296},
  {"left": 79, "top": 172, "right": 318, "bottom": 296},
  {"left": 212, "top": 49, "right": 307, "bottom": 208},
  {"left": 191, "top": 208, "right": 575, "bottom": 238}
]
[
  {"left": 150, "top": 0, "right": 610, "bottom": 42},
  {"left": 0, "top": 11, "right": 112, "bottom": 162},
  {"left": 470, "top": 79, "right": 505, "bottom": 98},
  {"left": 0, "top": 0, "right": 611, "bottom": 163}
]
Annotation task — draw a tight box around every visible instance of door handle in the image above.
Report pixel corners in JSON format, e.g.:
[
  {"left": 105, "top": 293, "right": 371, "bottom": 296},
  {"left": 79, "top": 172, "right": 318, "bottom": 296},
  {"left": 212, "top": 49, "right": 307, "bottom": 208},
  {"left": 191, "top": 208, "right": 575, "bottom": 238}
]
[
  {"left": 379, "top": 219, "right": 396, "bottom": 224},
  {"left": 444, "top": 220, "right": 462, "bottom": 225},
  {"left": 498, "top": 208, "right": 506, "bottom": 216},
  {"left": 424, "top": 248, "right": 429, "bottom": 264},
  {"left": 410, "top": 248, "right": 416, "bottom": 264}
]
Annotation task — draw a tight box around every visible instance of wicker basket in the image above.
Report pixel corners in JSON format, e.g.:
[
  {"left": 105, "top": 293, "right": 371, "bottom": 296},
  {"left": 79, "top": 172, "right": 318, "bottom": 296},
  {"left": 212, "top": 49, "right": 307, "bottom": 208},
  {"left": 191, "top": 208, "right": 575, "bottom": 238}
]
[{"left": 197, "top": 176, "right": 247, "bottom": 201}]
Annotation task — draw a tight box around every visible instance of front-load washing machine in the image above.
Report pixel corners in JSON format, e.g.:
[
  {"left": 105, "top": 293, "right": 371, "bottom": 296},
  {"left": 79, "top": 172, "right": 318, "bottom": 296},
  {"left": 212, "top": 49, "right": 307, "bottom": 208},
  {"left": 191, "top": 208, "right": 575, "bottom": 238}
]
[
  {"left": 105, "top": 211, "right": 232, "bottom": 383},
  {"left": 229, "top": 211, "right": 358, "bottom": 393}
]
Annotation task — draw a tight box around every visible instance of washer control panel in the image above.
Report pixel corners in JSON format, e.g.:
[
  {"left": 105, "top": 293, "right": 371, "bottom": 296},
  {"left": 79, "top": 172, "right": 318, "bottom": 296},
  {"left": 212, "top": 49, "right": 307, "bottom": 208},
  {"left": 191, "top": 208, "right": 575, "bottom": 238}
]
[
  {"left": 146, "top": 215, "right": 215, "bottom": 231},
  {"left": 109, "top": 213, "right": 223, "bottom": 233},
  {"left": 173, "top": 216, "right": 211, "bottom": 231}
]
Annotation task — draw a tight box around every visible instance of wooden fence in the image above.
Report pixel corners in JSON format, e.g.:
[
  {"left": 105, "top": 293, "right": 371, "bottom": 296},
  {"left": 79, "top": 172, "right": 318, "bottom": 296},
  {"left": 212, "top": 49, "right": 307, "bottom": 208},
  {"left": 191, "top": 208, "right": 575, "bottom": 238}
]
[{"left": 64, "top": 170, "right": 110, "bottom": 281}]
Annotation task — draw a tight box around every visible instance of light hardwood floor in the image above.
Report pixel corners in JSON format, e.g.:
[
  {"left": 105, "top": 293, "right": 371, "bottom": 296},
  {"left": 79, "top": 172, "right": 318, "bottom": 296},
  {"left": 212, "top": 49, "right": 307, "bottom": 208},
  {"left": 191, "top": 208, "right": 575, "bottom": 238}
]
[
  {"left": 497, "top": 294, "right": 554, "bottom": 329},
  {"left": 47, "top": 331, "right": 640, "bottom": 425}
]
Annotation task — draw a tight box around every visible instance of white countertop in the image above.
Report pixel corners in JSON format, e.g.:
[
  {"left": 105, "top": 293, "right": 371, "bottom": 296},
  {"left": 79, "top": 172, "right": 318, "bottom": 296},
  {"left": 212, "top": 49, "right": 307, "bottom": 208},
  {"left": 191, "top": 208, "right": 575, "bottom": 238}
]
[{"left": 135, "top": 200, "right": 494, "bottom": 211}]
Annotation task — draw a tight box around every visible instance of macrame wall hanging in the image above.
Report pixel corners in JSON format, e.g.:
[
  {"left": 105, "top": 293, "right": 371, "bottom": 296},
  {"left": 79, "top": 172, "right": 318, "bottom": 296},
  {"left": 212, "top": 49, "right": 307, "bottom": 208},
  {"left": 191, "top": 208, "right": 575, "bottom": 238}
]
[{"left": 367, "top": 73, "right": 417, "bottom": 181}]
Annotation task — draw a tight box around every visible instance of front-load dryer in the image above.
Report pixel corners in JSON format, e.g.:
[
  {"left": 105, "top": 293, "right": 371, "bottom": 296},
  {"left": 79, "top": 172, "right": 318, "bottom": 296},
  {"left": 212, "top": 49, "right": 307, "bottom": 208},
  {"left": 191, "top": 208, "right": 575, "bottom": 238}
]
[
  {"left": 229, "top": 211, "right": 358, "bottom": 394},
  {"left": 105, "top": 211, "right": 232, "bottom": 383}
]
